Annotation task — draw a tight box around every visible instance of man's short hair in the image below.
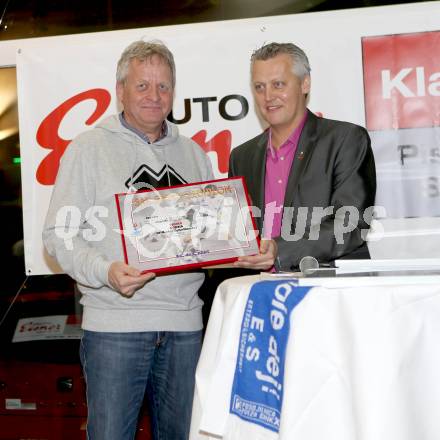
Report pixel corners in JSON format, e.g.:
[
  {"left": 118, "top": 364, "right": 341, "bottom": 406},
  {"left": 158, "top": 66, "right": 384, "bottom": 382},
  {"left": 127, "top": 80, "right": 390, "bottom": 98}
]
[
  {"left": 116, "top": 40, "right": 176, "bottom": 88},
  {"left": 251, "top": 42, "right": 311, "bottom": 80}
]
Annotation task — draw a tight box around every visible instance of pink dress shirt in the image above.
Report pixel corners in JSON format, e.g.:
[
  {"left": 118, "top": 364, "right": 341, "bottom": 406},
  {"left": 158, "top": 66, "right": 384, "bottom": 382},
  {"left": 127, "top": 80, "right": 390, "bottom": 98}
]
[{"left": 263, "top": 112, "right": 308, "bottom": 239}]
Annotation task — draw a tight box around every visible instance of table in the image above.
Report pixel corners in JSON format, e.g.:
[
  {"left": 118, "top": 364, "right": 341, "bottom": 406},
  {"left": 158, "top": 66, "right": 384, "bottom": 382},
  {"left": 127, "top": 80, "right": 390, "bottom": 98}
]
[{"left": 190, "top": 273, "right": 440, "bottom": 440}]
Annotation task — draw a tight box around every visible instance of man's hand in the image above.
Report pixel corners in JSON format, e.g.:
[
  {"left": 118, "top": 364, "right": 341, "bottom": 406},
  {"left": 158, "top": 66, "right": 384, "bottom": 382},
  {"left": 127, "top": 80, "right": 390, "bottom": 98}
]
[
  {"left": 233, "top": 239, "right": 278, "bottom": 271},
  {"left": 108, "top": 261, "right": 156, "bottom": 297}
]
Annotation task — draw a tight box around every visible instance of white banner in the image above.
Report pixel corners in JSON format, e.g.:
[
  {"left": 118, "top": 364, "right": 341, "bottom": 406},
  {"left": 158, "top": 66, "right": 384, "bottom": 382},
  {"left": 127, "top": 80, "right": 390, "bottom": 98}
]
[{"left": 0, "top": 2, "right": 438, "bottom": 274}]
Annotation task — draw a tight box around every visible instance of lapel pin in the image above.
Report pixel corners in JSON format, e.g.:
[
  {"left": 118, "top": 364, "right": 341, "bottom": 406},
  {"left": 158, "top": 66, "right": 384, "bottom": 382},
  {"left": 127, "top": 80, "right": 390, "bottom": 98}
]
[{"left": 298, "top": 151, "right": 305, "bottom": 160}]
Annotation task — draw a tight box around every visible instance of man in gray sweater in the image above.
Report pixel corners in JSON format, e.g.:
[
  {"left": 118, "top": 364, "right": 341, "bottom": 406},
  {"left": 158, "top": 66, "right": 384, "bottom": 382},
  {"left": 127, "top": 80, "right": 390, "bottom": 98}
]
[{"left": 43, "top": 40, "right": 213, "bottom": 440}]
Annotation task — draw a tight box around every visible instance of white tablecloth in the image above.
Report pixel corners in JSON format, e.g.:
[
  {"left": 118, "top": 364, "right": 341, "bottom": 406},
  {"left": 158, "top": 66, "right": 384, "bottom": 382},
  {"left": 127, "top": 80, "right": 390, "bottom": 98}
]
[{"left": 190, "top": 274, "right": 440, "bottom": 440}]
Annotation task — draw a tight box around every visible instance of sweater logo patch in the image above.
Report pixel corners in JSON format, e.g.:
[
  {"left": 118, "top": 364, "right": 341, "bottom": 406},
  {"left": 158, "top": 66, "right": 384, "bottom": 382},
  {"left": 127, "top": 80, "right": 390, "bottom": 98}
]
[{"left": 125, "top": 164, "right": 187, "bottom": 190}]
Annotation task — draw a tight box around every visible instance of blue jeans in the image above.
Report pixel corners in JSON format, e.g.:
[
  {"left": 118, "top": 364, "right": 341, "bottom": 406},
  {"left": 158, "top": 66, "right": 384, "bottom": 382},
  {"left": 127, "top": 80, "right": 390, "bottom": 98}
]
[{"left": 80, "top": 330, "right": 202, "bottom": 440}]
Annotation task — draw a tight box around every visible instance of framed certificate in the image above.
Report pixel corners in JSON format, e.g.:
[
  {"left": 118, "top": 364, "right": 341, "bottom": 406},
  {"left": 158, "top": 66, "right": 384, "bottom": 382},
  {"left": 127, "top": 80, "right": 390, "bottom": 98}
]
[{"left": 115, "top": 177, "right": 260, "bottom": 273}]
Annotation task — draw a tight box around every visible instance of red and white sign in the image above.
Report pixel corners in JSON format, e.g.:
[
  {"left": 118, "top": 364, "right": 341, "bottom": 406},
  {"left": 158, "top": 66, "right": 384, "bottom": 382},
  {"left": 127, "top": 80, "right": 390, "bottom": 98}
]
[
  {"left": 363, "top": 31, "right": 440, "bottom": 131},
  {"left": 12, "top": 315, "right": 82, "bottom": 342},
  {"left": 362, "top": 30, "right": 440, "bottom": 220}
]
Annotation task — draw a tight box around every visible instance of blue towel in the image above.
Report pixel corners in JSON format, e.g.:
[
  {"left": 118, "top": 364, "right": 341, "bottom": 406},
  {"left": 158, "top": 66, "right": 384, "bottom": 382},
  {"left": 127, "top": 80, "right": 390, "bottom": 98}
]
[{"left": 229, "top": 280, "right": 311, "bottom": 432}]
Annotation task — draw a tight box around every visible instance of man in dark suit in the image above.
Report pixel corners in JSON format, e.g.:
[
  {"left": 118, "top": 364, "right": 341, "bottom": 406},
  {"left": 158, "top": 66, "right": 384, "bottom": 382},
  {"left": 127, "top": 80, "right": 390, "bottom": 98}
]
[{"left": 229, "top": 42, "right": 376, "bottom": 272}]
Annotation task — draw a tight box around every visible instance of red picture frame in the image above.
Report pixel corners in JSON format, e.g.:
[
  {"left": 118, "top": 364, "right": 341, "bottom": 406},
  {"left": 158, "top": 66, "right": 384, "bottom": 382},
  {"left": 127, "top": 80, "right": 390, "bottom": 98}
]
[{"left": 115, "top": 177, "right": 260, "bottom": 274}]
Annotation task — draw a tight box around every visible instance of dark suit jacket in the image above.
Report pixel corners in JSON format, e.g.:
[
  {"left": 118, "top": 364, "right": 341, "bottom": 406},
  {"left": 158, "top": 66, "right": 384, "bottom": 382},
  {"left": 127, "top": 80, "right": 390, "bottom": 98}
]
[{"left": 229, "top": 110, "right": 376, "bottom": 271}]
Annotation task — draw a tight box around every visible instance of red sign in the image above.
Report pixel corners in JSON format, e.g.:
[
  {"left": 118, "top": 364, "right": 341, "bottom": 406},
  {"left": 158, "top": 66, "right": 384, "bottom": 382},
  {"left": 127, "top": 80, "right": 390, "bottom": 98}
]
[{"left": 362, "top": 31, "right": 440, "bottom": 131}]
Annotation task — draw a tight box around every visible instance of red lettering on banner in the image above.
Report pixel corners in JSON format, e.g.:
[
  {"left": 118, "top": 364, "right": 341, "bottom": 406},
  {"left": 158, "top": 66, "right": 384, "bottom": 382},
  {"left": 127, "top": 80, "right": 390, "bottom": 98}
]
[
  {"left": 36, "top": 89, "right": 232, "bottom": 183},
  {"left": 36, "top": 89, "right": 111, "bottom": 185},
  {"left": 192, "top": 130, "right": 232, "bottom": 174},
  {"left": 362, "top": 31, "right": 440, "bottom": 130}
]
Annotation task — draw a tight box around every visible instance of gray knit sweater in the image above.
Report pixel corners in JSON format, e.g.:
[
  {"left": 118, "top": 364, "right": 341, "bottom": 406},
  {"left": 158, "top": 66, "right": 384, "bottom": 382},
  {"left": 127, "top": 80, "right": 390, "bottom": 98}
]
[{"left": 43, "top": 115, "right": 214, "bottom": 332}]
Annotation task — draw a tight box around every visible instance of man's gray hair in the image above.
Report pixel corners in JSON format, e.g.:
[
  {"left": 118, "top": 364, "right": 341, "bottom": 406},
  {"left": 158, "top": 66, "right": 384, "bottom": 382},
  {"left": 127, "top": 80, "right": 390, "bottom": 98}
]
[
  {"left": 251, "top": 42, "right": 311, "bottom": 80},
  {"left": 116, "top": 40, "right": 176, "bottom": 88}
]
